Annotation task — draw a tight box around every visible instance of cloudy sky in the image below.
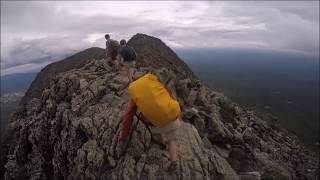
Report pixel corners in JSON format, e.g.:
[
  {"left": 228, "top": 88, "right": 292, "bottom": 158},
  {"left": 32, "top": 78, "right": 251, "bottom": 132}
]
[{"left": 1, "top": 1, "right": 319, "bottom": 76}]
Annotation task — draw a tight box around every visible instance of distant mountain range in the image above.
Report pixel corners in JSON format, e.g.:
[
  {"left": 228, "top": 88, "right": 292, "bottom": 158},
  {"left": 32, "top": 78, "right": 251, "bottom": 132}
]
[
  {"left": 1, "top": 72, "right": 37, "bottom": 94},
  {"left": 176, "top": 48, "right": 319, "bottom": 146}
]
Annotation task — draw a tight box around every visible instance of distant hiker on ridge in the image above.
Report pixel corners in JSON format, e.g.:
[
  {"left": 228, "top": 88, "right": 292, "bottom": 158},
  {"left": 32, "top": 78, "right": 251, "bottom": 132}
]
[
  {"left": 118, "top": 39, "right": 137, "bottom": 82},
  {"left": 118, "top": 73, "right": 181, "bottom": 171},
  {"left": 105, "top": 34, "right": 120, "bottom": 67}
]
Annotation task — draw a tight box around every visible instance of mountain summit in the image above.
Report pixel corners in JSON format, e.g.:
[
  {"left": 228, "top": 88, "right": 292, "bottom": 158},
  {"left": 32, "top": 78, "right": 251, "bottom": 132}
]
[{"left": 1, "top": 34, "right": 318, "bottom": 180}]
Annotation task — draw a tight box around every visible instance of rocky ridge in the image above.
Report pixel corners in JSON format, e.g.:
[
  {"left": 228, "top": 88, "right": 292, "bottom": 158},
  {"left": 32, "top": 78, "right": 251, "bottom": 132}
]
[{"left": 1, "top": 34, "right": 318, "bottom": 180}]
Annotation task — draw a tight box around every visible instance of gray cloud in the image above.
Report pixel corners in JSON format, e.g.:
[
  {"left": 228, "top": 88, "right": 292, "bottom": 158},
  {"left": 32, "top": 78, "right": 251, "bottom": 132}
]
[
  {"left": 3, "top": 35, "right": 82, "bottom": 68},
  {"left": 1, "top": 1, "right": 319, "bottom": 75}
]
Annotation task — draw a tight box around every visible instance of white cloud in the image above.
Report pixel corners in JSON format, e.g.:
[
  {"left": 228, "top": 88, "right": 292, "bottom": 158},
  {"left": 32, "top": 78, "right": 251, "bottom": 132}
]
[
  {"left": 83, "top": 33, "right": 106, "bottom": 44},
  {"left": 163, "top": 39, "right": 184, "bottom": 48},
  {"left": 1, "top": 62, "right": 50, "bottom": 76}
]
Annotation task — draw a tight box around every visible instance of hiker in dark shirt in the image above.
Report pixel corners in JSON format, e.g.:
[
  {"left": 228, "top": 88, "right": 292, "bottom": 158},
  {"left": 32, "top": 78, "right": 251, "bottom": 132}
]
[{"left": 118, "top": 39, "right": 137, "bottom": 82}]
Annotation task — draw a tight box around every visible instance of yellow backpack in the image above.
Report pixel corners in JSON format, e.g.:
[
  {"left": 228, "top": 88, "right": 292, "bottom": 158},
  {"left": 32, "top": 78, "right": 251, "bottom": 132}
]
[{"left": 128, "top": 73, "right": 181, "bottom": 127}]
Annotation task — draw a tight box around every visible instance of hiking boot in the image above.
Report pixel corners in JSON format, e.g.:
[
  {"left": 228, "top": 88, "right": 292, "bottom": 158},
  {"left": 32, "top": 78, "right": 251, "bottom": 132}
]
[{"left": 168, "top": 161, "right": 178, "bottom": 173}]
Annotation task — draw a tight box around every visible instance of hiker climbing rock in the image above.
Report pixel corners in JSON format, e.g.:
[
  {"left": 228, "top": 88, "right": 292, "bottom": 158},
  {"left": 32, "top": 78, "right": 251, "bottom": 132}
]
[
  {"left": 105, "top": 34, "right": 120, "bottom": 68},
  {"left": 118, "top": 39, "right": 137, "bottom": 82},
  {"left": 118, "top": 73, "right": 181, "bottom": 171}
]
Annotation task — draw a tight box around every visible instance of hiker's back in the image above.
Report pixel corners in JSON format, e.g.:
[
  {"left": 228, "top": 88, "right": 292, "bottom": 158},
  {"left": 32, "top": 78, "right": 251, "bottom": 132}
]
[
  {"left": 106, "top": 39, "right": 120, "bottom": 60},
  {"left": 120, "top": 46, "right": 136, "bottom": 62},
  {"left": 128, "top": 74, "right": 181, "bottom": 127},
  {"left": 108, "top": 39, "right": 120, "bottom": 51}
]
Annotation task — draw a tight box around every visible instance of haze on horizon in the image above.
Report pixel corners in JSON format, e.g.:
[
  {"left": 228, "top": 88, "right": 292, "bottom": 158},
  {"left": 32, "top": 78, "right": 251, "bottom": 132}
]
[{"left": 1, "top": 1, "right": 319, "bottom": 76}]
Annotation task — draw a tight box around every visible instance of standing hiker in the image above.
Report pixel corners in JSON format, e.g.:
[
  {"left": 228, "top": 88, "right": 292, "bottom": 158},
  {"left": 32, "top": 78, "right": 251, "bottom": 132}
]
[
  {"left": 105, "top": 34, "right": 120, "bottom": 68},
  {"left": 118, "top": 73, "right": 181, "bottom": 171},
  {"left": 118, "top": 39, "right": 137, "bottom": 82}
]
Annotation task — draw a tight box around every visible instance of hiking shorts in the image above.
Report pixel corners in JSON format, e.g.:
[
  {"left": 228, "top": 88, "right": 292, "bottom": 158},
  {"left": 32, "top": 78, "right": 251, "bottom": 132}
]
[
  {"left": 123, "top": 60, "right": 136, "bottom": 68},
  {"left": 150, "top": 119, "right": 181, "bottom": 142}
]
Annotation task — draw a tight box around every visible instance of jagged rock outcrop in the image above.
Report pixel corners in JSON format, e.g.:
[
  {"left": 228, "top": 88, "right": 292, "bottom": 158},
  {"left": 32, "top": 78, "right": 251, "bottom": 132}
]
[
  {"left": 20, "top": 47, "right": 106, "bottom": 106},
  {"left": 1, "top": 34, "right": 318, "bottom": 180}
]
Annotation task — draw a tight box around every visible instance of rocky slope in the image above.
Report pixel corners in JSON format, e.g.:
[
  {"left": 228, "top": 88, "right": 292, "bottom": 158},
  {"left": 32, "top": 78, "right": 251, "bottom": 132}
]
[
  {"left": 1, "top": 34, "right": 318, "bottom": 180},
  {"left": 20, "top": 47, "right": 106, "bottom": 106}
]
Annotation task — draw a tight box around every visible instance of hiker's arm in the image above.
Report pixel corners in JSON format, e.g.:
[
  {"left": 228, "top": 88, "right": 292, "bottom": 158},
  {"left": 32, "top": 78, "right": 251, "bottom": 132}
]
[
  {"left": 134, "top": 49, "right": 137, "bottom": 59},
  {"left": 119, "top": 99, "right": 137, "bottom": 140}
]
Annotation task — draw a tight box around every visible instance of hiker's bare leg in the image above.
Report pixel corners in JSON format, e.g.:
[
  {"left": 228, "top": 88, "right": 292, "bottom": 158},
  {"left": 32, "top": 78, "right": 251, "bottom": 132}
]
[
  {"left": 114, "top": 56, "right": 119, "bottom": 70},
  {"left": 129, "top": 67, "right": 134, "bottom": 82},
  {"left": 119, "top": 57, "right": 124, "bottom": 69},
  {"left": 127, "top": 67, "right": 133, "bottom": 82},
  {"left": 160, "top": 134, "right": 167, "bottom": 145},
  {"left": 115, "top": 59, "right": 120, "bottom": 71},
  {"left": 167, "top": 140, "right": 177, "bottom": 161}
]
